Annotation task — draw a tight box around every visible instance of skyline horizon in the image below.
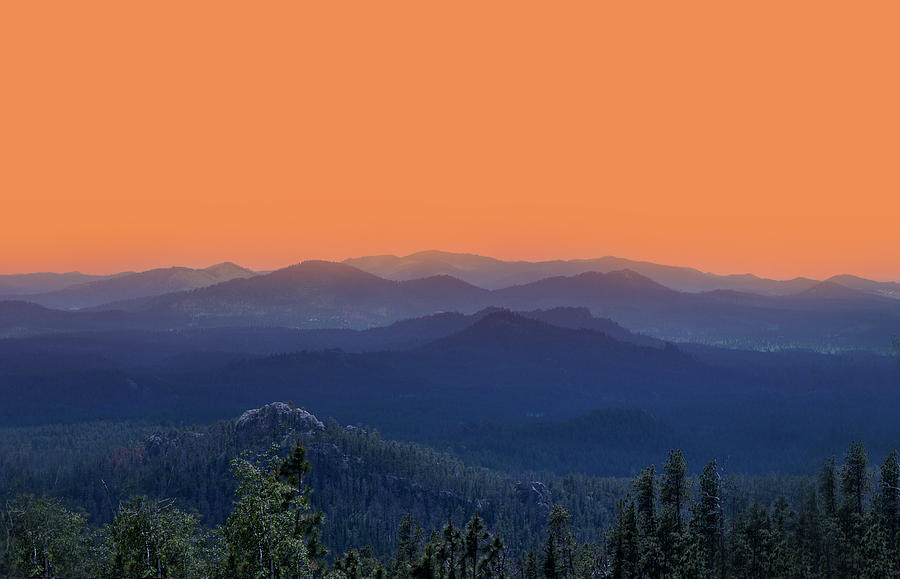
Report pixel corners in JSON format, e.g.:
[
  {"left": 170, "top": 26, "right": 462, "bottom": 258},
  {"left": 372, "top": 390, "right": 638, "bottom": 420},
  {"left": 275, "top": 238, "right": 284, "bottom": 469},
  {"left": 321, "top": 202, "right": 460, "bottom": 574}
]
[
  {"left": 3, "top": 4, "right": 898, "bottom": 287},
  {"left": 3, "top": 248, "right": 899, "bottom": 285}
]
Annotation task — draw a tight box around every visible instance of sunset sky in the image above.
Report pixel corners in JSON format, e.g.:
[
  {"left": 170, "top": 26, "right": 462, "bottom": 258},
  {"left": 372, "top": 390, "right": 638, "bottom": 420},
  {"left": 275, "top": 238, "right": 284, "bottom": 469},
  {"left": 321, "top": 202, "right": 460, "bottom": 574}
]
[{"left": 1, "top": 2, "right": 898, "bottom": 280}]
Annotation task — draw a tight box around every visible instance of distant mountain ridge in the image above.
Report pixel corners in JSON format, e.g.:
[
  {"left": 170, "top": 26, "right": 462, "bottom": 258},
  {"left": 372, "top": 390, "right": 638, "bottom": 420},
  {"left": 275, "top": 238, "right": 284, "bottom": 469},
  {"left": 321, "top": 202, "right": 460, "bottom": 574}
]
[
  {"left": 10, "top": 262, "right": 255, "bottom": 310},
  {"left": 825, "top": 274, "right": 900, "bottom": 299},
  {"left": 93, "top": 260, "right": 492, "bottom": 328},
  {"left": 5, "top": 259, "right": 899, "bottom": 352},
  {"left": 345, "top": 250, "right": 886, "bottom": 296},
  {"left": 6, "top": 251, "right": 897, "bottom": 300},
  {"left": 0, "top": 271, "right": 130, "bottom": 297},
  {"left": 4, "top": 254, "right": 900, "bottom": 352}
]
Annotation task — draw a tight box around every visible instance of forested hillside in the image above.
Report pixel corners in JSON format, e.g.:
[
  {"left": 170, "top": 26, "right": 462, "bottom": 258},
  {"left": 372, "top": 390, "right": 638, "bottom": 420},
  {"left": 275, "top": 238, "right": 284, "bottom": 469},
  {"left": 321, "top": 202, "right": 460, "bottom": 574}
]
[
  {"left": 3, "top": 310, "right": 898, "bottom": 475},
  {"left": 2, "top": 402, "right": 898, "bottom": 577}
]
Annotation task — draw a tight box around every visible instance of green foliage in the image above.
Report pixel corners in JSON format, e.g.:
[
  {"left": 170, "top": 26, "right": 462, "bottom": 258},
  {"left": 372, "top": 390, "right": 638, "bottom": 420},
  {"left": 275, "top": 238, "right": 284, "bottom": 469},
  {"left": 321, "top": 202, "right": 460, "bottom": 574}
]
[
  {"left": 879, "top": 450, "right": 900, "bottom": 557},
  {"left": 660, "top": 449, "right": 688, "bottom": 534},
  {"left": 462, "top": 511, "right": 489, "bottom": 579},
  {"left": 690, "top": 460, "right": 723, "bottom": 575},
  {"left": 224, "top": 447, "right": 311, "bottom": 579},
  {"left": 8, "top": 415, "right": 900, "bottom": 579},
  {"left": 439, "top": 519, "right": 464, "bottom": 579},
  {"left": 391, "top": 514, "right": 424, "bottom": 579},
  {"left": 820, "top": 456, "right": 839, "bottom": 518},
  {"left": 608, "top": 497, "right": 637, "bottom": 579},
  {"left": 632, "top": 465, "right": 661, "bottom": 578},
  {"left": 4, "top": 494, "right": 86, "bottom": 578},
  {"left": 280, "top": 439, "right": 328, "bottom": 571},
  {"left": 729, "top": 502, "right": 777, "bottom": 577},
  {"left": 109, "top": 495, "right": 205, "bottom": 579},
  {"left": 541, "top": 534, "right": 559, "bottom": 579},
  {"left": 842, "top": 441, "right": 871, "bottom": 517},
  {"left": 545, "top": 505, "right": 576, "bottom": 578},
  {"left": 332, "top": 546, "right": 386, "bottom": 579}
]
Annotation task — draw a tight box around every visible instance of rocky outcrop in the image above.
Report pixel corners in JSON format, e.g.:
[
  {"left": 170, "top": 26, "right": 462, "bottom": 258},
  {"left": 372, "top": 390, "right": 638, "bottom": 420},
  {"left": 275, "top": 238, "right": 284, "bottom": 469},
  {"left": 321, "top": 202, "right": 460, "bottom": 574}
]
[{"left": 234, "top": 402, "right": 325, "bottom": 443}]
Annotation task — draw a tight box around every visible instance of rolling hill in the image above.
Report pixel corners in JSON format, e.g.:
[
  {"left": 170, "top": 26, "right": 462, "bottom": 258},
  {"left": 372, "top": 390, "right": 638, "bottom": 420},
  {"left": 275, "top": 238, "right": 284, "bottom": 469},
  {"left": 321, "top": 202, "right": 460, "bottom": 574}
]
[
  {"left": 345, "top": 250, "right": 824, "bottom": 294},
  {"left": 5, "top": 258, "right": 899, "bottom": 352},
  {"left": 16, "top": 262, "right": 255, "bottom": 310},
  {"left": 0, "top": 270, "right": 128, "bottom": 297}
]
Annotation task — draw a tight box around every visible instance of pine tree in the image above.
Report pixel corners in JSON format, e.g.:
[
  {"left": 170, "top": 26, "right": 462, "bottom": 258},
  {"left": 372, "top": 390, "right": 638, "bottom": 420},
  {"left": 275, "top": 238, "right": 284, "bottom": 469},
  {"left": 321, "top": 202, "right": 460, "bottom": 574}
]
[
  {"left": 729, "top": 502, "right": 774, "bottom": 578},
  {"left": 542, "top": 534, "right": 559, "bottom": 579},
  {"left": 660, "top": 450, "right": 688, "bottom": 534},
  {"left": 839, "top": 442, "right": 870, "bottom": 575},
  {"left": 522, "top": 549, "right": 540, "bottom": 579},
  {"left": 109, "top": 495, "right": 203, "bottom": 579},
  {"left": 609, "top": 498, "right": 638, "bottom": 579},
  {"left": 658, "top": 450, "right": 688, "bottom": 576},
  {"left": 225, "top": 447, "right": 310, "bottom": 579},
  {"left": 463, "top": 511, "right": 489, "bottom": 579},
  {"left": 818, "top": 456, "right": 841, "bottom": 576},
  {"left": 393, "top": 513, "right": 425, "bottom": 579},
  {"left": 793, "top": 486, "right": 821, "bottom": 577},
  {"left": 335, "top": 548, "right": 362, "bottom": 579},
  {"left": 6, "top": 495, "right": 86, "bottom": 579},
  {"left": 842, "top": 442, "right": 870, "bottom": 518},
  {"left": 878, "top": 450, "right": 900, "bottom": 554},
  {"left": 279, "top": 439, "right": 327, "bottom": 571},
  {"left": 412, "top": 532, "right": 441, "bottom": 579},
  {"left": 633, "top": 465, "right": 661, "bottom": 578},
  {"left": 820, "top": 456, "right": 839, "bottom": 518},
  {"left": 545, "top": 505, "right": 576, "bottom": 578},
  {"left": 860, "top": 511, "right": 894, "bottom": 578},
  {"left": 479, "top": 535, "right": 504, "bottom": 578},
  {"left": 691, "top": 460, "right": 723, "bottom": 577},
  {"left": 769, "top": 495, "right": 795, "bottom": 577},
  {"left": 439, "top": 519, "right": 464, "bottom": 579}
]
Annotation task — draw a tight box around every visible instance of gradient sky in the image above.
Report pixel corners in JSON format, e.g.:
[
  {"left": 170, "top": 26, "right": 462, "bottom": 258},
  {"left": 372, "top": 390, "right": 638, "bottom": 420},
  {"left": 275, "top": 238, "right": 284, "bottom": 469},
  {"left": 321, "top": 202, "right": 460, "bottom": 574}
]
[{"left": 1, "top": 2, "right": 898, "bottom": 280}]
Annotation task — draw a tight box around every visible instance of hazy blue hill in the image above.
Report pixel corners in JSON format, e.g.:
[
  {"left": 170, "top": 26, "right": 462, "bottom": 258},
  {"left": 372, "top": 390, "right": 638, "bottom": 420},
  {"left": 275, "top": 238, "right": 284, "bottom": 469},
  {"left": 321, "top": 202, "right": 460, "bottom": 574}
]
[
  {"left": 0, "top": 307, "right": 660, "bottom": 377},
  {"left": 101, "top": 260, "right": 492, "bottom": 328},
  {"left": 0, "top": 300, "right": 139, "bottom": 337},
  {"left": 420, "top": 311, "right": 680, "bottom": 367},
  {"left": 345, "top": 250, "right": 510, "bottom": 287},
  {"left": 1, "top": 300, "right": 899, "bottom": 475},
  {"left": 494, "top": 269, "right": 677, "bottom": 307},
  {"left": 786, "top": 280, "right": 896, "bottom": 308},
  {"left": 827, "top": 273, "right": 900, "bottom": 299},
  {"left": 346, "top": 250, "right": 825, "bottom": 295},
  {"left": 492, "top": 273, "right": 900, "bottom": 351},
  {"left": 6, "top": 258, "right": 900, "bottom": 351},
  {"left": 16, "top": 262, "right": 256, "bottom": 310},
  {"left": 0, "top": 270, "right": 129, "bottom": 297}
]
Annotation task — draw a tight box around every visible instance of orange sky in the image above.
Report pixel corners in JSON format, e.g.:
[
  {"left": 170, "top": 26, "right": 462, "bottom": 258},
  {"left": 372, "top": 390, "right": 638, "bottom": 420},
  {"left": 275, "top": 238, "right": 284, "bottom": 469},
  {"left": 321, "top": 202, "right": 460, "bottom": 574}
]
[{"left": 1, "top": 2, "right": 898, "bottom": 280}]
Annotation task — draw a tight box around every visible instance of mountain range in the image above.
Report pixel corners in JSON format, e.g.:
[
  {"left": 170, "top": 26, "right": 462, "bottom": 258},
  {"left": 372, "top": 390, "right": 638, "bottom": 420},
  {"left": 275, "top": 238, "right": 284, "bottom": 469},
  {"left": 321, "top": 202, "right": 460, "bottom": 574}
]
[
  {"left": 0, "top": 270, "right": 127, "bottom": 297},
  {"left": 2, "top": 252, "right": 899, "bottom": 352},
  {"left": 346, "top": 250, "right": 900, "bottom": 295},
  {"left": 0, "top": 262, "right": 255, "bottom": 309},
  {"left": 6, "top": 250, "right": 900, "bottom": 302}
]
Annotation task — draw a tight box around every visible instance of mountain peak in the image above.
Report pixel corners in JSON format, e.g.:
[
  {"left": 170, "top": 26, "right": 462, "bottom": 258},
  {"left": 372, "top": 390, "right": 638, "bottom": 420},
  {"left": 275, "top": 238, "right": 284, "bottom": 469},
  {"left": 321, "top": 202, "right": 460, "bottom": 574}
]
[
  {"left": 203, "top": 261, "right": 253, "bottom": 276},
  {"left": 424, "top": 310, "right": 602, "bottom": 352},
  {"left": 272, "top": 260, "right": 385, "bottom": 283},
  {"left": 235, "top": 402, "right": 325, "bottom": 433}
]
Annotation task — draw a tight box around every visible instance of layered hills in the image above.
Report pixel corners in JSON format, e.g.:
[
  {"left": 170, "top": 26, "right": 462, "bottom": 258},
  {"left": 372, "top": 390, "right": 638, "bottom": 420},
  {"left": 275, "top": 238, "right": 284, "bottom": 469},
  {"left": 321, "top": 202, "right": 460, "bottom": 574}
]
[
  {"left": 8, "top": 262, "right": 255, "bottom": 310},
  {"left": 4, "top": 257, "right": 894, "bottom": 351},
  {"left": 346, "top": 250, "right": 826, "bottom": 294}
]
